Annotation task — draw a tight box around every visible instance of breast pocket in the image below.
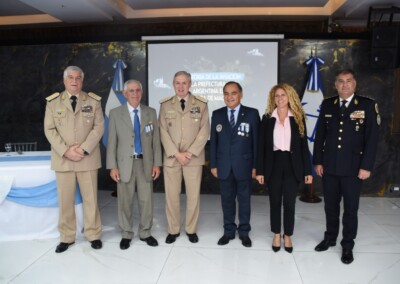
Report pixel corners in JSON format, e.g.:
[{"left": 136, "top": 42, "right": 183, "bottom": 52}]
[{"left": 53, "top": 112, "right": 66, "bottom": 126}]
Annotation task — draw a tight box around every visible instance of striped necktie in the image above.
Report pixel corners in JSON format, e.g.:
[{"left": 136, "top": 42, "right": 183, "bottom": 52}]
[{"left": 230, "top": 109, "right": 235, "bottom": 128}]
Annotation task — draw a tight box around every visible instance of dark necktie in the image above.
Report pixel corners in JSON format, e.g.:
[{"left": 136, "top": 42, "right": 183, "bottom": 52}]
[
  {"left": 180, "top": 99, "right": 185, "bottom": 111},
  {"left": 340, "top": 100, "right": 347, "bottom": 115},
  {"left": 133, "top": 109, "right": 142, "bottom": 154},
  {"left": 230, "top": 109, "right": 235, "bottom": 128},
  {"left": 71, "top": 95, "right": 77, "bottom": 112}
]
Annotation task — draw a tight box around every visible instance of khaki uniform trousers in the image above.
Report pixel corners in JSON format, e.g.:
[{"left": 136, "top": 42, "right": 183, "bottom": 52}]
[
  {"left": 117, "top": 159, "right": 153, "bottom": 239},
  {"left": 56, "top": 170, "right": 102, "bottom": 243},
  {"left": 164, "top": 165, "right": 202, "bottom": 234}
]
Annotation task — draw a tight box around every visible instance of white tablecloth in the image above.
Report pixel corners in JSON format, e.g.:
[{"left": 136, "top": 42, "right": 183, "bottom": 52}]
[{"left": 0, "top": 151, "right": 83, "bottom": 241}]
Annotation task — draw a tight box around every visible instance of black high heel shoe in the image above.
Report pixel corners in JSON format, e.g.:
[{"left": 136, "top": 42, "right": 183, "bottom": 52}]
[
  {"left": 283, "top": 235, "right": 293, "bottom": 253},
  {"left": 272, "top": 234, "right": 281, "bottom": 252}
]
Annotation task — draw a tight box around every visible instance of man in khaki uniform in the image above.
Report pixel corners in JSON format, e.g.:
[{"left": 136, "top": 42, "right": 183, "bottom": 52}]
[
  {"left": 44, "top": 66, "right": 104, "bottom": 253},
  {"left": 159, "top": 71, "right": 210, "bottom": 244}
]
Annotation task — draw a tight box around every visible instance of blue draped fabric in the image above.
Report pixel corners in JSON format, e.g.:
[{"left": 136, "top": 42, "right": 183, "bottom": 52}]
[
  {"left": 6, "top": 180, "right": 82, "bottom": 207},
  {"left": 1, "top": 155, "right": 50, "bottom": 162}
]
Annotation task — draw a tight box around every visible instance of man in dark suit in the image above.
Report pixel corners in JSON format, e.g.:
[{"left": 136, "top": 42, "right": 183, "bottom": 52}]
[
  {"left": 210, "top": 81, "right": 260, "bottom": 247},
  {"left": 106, "top": 79, "right": 162, "bottom": 250},
  {"left": 313, "top": 69, "right": 380, "bottom": 264}
]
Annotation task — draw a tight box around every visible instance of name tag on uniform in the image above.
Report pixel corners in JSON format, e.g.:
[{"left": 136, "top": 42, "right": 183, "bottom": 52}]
[{"left": 350, "top": 110, "right": 365, "bottom": 119}]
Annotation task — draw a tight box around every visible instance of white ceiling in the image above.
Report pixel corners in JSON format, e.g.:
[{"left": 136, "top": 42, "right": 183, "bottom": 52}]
[{"left": 0, "top": 0, "right": 398, "bottom": 27}]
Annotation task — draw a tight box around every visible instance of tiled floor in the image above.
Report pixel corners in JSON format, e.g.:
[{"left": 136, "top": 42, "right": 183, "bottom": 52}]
[{"left": 1, "top": 191, "right": 400, "bottom": 284}]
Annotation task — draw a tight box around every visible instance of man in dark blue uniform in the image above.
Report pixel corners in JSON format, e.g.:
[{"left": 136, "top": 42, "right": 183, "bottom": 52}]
[
  {"left": 313, "top": 69, "right": 380, "bottom": 264},
  {"left": 210, "top": 81, "right": 260, "bottom": 247}
]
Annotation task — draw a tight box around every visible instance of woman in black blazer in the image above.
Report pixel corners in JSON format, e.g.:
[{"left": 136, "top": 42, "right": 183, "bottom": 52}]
[{"left": 256, "top": 83, "right": 312, "bottom": 253}]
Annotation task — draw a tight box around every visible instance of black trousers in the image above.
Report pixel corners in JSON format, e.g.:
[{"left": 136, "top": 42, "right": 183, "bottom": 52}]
[
  {"left": 322, "top": 173, "right": 362, "bottom": 250},
  {"left": 268, "top": 151, "right": 299, "bottom": 236}
]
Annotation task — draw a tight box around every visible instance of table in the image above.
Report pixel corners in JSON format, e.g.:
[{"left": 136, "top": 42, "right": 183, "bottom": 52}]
[{"left": 0, "top": 151, "right": 83, "bottom": 241}]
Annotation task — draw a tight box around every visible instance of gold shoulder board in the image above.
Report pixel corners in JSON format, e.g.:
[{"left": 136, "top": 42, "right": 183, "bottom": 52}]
[
  {"left": 45, "top": 92, "right": 60, "bottom": 102},
  {"left": 88, "top": 92, "right": 102, "bottom": 101},
  {"left": 159, "top": 96, "right": 173, "bottom": 104},
  {"left": 194, "top": 95, "right": 208, "bottom": 103}
]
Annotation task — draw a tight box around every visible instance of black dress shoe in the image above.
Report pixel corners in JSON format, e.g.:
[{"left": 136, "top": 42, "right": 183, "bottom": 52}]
[
  {"left": 186, "top": 233, "right": 199, "bottom": 243},
  {"left": 239, "top": 236, "right": 252, "bottom": 247},
  {"left": 218, "top": 235, "right": 235, "bottom": 245},
  {"left": 341, "top": 249, "right": 354, "bottom": 264},
  {"left": 90, "top": 239, "right": 102, "bottom": 249},
  {"left": 140, "top": 236, "right": 158, "bottom": 247},
  {"left": 272, "top": 234, "right": 281, "bottom": 252},
  {"left": 120, "top": 238, "right": 131, "bottom": 250},
  {"left": 315, "top": 239, "right": 336, "bottom": 252},
  {"left": 165, "top": 233, "right": 180, "bottom": 244},
  {"left": 55, "top": 242, "right": 74, "bottom": 253},
  {"left": 283, "top": 235, "right": 293, "bottom": 253}
]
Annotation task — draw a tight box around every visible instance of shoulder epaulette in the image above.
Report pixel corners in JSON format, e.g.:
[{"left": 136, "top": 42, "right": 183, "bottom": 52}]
[
  {"left": 159, "top": 96, "right": 174, "bottom": 104},
  {"left": 45, "top": 92, "right": 60, "bottom": 102},
  {"left": 88, "top": 92, "right": 102, "bottom": 101},
  {"left": 194, "top": 95, "right": 208, "bottom": 103},
  {"left": 363, "top": 96, "right": 375, "bottom": 102}
]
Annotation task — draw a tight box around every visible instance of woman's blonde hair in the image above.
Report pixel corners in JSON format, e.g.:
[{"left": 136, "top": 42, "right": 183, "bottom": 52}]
[{"left": 265, "top": 83, "right": 306, "bottom": 137}]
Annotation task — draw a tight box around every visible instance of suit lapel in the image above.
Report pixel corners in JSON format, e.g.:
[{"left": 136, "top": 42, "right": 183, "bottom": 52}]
[
  {"left": 121, "top": 104, "right": 133, "bottom": 130},
  {"left": 236, "top": 105, "right": 246, "bottom": 127},
  {"left": 140, "top": 105, "right": 150, "bottom": 133},
  {"left": 62, "top": 91, "right": 74, "bottom": 113},
  {"left": 289, "top": 117, "right": 297, "bottom": 150}
]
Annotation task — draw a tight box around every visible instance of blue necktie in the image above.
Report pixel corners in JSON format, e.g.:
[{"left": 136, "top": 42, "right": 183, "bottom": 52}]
[
  {"left": 133, "top": 109, "right": 142, "bottom": 154},
  {"left": 230, "top": 109, "right": 235, "bottom": 128}
]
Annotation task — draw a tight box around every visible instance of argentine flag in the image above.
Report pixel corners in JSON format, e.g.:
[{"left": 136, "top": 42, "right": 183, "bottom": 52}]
[
  {"left": 102, "top": 59, "right": 127, "bottom": 146},
  {"left": 301, "top": 56, "right": 324, "bottom": 163}
]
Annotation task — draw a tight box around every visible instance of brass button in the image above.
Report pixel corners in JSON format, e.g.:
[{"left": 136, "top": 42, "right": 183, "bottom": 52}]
[
  {"left": 338, "top": 137, "right": 342, "bottom": 140},
  {"left": 338, "top": 145, "right": 341, "bottom": 148},
  {"left": 339, "top": 129, "right": 343, "bottom": 133}
]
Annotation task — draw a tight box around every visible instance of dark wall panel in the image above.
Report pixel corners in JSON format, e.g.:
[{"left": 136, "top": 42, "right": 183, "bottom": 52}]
[{"left": 0, "top": 39, "right": 398, "bottom": 196}]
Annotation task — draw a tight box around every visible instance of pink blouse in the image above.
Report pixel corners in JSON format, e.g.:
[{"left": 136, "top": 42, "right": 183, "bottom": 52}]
[{"left": 272, "top": 109, "right": 293, "bottom": 151}]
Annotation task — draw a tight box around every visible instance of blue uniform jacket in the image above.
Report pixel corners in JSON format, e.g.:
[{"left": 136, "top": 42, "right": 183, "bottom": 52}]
[{"left": 313, "top": 95, "right": 380, "bottom": 176}]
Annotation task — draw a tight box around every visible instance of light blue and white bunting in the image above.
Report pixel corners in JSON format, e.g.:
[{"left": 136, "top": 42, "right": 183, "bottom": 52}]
[
  {"left": 301, "top": 56, "right": 325, "bottom": 166},
  {"left": 102, "top": 59, "right": 127, "bottom": 146}
]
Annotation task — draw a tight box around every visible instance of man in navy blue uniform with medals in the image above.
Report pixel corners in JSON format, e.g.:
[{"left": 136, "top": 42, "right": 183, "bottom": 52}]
[
  {"left": 313, "top": 69, "right": 380, "bottom": 264},
  {"left": 210, "top": 81, "right": 260, "bottom": 247}
]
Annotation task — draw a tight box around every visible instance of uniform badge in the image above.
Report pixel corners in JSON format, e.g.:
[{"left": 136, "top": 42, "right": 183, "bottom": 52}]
[
  {"left": 190, "top": 106, "right": 200, "bottom": 114},
  {"left": 216, "top": 124, "right": 222, "bottom": 132},
  {"left": 82, "top": 104, "right": 93, "bottom": 113},
  {"left": 145, "top": 123, "right": 154, "bottom": 134},
  {"left": 238, "top": 122, "right": 250, "bottom": 137},
  {"left": 354, "top": 98, "right": 358, "bottom": 105},
  {"left": 56, "top": 109, "right": 65, "bottom": 115},
  {"left": 375, "top": 103, "right": 379, "bottom": 114},
  {"left": 350, "top": 110, "right": 365, "bottom": 119}
]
